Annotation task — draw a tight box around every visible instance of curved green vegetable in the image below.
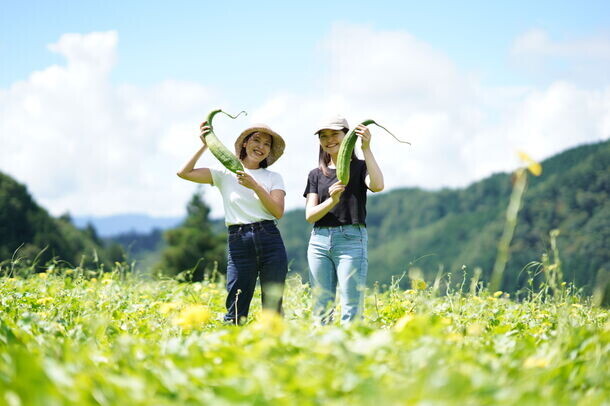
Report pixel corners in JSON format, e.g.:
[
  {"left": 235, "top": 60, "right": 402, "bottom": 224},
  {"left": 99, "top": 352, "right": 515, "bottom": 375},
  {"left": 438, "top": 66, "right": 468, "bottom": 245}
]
[
  {"left": 203, "top": 109, "right": 247, "bottom": 174},
  {"left": 336, "top": 119, "right": 410, "bottom": 184}
]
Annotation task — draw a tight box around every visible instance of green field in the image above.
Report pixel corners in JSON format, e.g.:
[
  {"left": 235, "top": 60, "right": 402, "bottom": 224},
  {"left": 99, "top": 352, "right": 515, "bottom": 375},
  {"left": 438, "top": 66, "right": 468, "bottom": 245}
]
[{"left": 1, "top": 268, "right": 609, "bottom": 405}]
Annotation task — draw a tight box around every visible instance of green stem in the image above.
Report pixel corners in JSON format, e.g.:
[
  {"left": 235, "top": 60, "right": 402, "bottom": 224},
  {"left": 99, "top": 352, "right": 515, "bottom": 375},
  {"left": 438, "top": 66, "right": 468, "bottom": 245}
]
[{"left": 490, "top": 169, "right": 528, "bottom": 292}]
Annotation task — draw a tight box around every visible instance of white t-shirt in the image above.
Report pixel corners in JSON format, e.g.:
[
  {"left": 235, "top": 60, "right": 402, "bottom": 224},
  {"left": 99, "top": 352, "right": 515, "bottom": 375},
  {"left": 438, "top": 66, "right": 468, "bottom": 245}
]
[{"left": 210, "top": 166, "right": 285, "bottom": 226}]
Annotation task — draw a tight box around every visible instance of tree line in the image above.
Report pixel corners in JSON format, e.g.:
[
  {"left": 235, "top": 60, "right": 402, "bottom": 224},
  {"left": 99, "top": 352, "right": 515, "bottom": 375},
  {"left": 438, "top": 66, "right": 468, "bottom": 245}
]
[{"left": 1, "top": 140, "right": 608, "bottom": 298}]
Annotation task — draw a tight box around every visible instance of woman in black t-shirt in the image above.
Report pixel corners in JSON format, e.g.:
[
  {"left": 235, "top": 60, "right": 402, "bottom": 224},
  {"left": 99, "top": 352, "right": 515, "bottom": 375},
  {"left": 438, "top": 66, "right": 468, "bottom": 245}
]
[{"left": 303, "top": 115, "right": 385, "bottom": 324}]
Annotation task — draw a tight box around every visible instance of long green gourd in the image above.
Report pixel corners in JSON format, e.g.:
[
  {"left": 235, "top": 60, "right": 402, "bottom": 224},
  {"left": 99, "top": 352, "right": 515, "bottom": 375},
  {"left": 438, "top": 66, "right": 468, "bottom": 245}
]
[
  {"left": 336, "top": 120, "right": 410, "bottom": 184},
  {"left": 203, "top": 109, "right": 247, "bottom": 173}
]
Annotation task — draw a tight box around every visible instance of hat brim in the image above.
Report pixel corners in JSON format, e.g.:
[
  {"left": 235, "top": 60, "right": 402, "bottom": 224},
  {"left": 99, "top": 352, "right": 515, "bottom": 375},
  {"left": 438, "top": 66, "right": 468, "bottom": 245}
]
[
  {"left": 314, "top": 124, "right": 348, "bottom": 134},
  {"left": 234, "top": 125, "right": 285, "bottom": 166}
]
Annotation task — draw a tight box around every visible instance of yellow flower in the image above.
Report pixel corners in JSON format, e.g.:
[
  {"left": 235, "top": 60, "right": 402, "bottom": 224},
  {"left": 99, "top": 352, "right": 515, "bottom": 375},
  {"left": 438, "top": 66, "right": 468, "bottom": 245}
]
[
  {"left": 467, "top": 322, "right": 484, "bottom": 336},
  {"left": 252, "top": 309, "right": 285, "bottom": 335},
  {"left": 447, "top": 332, "right": 463, "bottom": 343},
  {"left": 517, "top": 151, "right": 542, "bottom": 176},
  {"left": 159, "top": 302, "right": 181, "bottom": 314},
  {"left": 38, "top": 273, "right": 48, "bottom": 279},
  {"left": 36, "top": 297, "right": 54, "bottom": 305},
  {"left": 393, "top": 314, "right": 414, "bottom": 332},
  {"left": 90, "top": 278, "right": 97, "bottom": 283},
  {"left": 493, "top": 291, "right": 503, "bottom": 298},
  {"left": 524, "top": 356, "right": 550, "bottom": 368},
  {"left": 412, "top": 279, "right": 427, "bottom": 290},
  {"left": 159, "top": 302, "right": 180, "bottom": 314},
  {"left": 173, "top": 304, "right": 212, "bottom": 330}
]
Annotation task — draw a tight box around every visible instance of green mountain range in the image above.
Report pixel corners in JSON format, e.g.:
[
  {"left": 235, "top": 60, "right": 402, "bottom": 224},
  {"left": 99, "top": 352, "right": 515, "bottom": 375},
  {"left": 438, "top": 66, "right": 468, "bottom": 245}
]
[
  {"left": 0, "top": 172, "right": 123, "bottom": 269},
  {"left": 279, "top": 140, "right": 610, "bottom": 293},
  {"left": 1, "top": 140, "right": 608, "bottom": 293}
]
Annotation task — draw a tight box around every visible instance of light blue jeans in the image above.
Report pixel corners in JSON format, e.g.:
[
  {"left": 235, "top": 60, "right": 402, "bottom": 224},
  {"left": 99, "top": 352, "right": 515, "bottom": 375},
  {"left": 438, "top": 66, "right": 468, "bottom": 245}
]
[{"left": 307, "top": 224, "right": 368, "bottom": 324}]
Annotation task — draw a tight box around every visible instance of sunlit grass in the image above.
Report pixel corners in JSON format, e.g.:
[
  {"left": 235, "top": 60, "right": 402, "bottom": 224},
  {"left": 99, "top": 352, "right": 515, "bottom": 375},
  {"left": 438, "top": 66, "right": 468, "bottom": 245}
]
[
  {"left": 1, "top": 267, "right": 608, "bottom": 405},
  {"left": 2, "top": 150, "right": 609, "bottom": 404}
]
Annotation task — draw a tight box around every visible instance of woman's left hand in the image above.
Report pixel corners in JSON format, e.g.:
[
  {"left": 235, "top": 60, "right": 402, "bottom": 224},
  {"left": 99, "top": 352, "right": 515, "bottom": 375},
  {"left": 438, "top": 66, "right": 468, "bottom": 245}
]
[
  {"left": 236, "top": 171, "right": 259, "bottom": 190},
  {"left": 355, "top": 124, "right": 372, "bottom": 150}
]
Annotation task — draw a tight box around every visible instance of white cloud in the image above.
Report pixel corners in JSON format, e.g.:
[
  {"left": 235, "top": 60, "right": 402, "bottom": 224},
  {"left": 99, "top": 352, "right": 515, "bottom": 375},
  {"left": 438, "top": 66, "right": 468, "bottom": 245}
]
[
  {"left": 512, "top": 28, "right": 610, "bottom": 60},
  {"left": 324, "top": 23, "right": 472, "bottom": 110},
  {"left": 0, "top": 31, "right": 220, "bottom": 217},
  {"left": 265, "top": 24, "right": 610, "bottom": 197},
  {"left": 510, "top": 28, "right": 610, "bottom": 84},
  {"left": 1, "top": 26, "right": 609, "bottom": 222},
  {"left": 47, "top": 31, "right": 118, "bottom": 75},
  {"left": 325, "top": 24, "right": 610, "bottom": 184}
]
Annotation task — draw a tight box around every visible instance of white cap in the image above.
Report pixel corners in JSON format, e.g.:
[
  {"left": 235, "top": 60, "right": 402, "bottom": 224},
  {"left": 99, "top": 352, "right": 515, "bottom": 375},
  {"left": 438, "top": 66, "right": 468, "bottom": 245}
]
[{"left": 314, "top": 115, "right": 349, "bottom": 134}]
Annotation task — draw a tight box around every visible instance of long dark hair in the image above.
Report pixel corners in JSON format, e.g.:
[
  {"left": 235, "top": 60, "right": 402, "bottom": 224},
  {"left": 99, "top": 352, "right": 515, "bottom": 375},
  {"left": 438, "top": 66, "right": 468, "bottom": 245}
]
[
  {"left": 318, "top": 129, "right": 355, "bottom": 177},
  {"left": 239, "top": 133, "right": 269, "bottom": 168}
]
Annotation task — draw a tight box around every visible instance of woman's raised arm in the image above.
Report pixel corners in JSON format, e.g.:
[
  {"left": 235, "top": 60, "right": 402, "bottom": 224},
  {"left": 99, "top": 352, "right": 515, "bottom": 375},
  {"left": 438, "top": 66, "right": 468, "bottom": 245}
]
[{"left": 177, "top": 126, "right": 214, "bottom": 184}]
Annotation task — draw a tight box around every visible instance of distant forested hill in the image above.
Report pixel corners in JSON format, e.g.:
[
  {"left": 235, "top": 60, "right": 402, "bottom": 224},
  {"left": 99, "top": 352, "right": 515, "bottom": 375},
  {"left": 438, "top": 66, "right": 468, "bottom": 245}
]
[
  {"left": 0, "top": 172, "right": 123, "bottom": 268},
  {"left": 73, "top": 214, "right": 182, "bottom": 237},
  {"left": 279, "top": 140, "right": 610, "bottom": 293},
  {"left": 2, "top": 140, "right": 608, "bottom": 291}
]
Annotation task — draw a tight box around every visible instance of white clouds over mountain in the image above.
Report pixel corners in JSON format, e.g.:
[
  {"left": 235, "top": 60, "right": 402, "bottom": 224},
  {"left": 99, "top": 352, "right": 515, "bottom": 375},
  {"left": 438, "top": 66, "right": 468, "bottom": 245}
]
[{"left": 1, "top": 26, "right": 608, "bottom": 219}]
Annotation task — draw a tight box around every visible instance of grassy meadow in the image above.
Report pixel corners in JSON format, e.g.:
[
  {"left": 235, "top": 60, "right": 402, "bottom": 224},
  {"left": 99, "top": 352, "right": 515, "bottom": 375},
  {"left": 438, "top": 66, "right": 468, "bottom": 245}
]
[
  {"left": 1, "top": 155, "right": 609, "bottom": 405},
  {"left": 1, "top": 265, "right": 609, "bottom": 405}
]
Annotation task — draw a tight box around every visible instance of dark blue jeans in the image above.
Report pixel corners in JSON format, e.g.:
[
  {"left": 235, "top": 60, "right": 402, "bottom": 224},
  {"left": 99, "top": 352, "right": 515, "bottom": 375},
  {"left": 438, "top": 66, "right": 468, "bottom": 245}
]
[{"left": 224, "top": 220, "right": 288, "bottom": 324}]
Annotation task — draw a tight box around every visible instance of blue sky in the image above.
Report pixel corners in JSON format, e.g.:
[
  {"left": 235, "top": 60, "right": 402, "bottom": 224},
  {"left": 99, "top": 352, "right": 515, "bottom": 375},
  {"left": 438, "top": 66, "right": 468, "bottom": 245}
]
[
  {"left": 1, "top": 1, "right": 609, "bottom": 218},
  {"left": 4, "top": 1, "right": 608, "bottom": 89}
]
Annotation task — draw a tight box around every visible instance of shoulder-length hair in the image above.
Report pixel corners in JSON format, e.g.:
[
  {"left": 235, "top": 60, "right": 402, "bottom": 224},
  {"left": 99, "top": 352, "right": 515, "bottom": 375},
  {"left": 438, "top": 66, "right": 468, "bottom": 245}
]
[{"left": 318, "top": 129, "right": 355, "bottom": 177}]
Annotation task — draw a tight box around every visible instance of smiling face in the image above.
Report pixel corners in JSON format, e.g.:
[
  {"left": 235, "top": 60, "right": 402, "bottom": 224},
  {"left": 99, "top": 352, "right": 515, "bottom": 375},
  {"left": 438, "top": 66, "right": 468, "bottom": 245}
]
[
  {"left": 318, "top": 129, "right": 345, "bottom": 155},
  {"left": 243, "top": 132, "right": 272, "bottom": 164}
]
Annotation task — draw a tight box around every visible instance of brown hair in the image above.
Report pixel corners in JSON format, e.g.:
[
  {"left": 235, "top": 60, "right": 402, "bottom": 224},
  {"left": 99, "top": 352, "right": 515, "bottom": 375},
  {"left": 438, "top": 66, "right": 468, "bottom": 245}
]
[
  {"left": 239, "top": 133, "right": 269, "bottom": 168},
  {"left": 318, "top": 128, "right": 354, "bottom": 177}
]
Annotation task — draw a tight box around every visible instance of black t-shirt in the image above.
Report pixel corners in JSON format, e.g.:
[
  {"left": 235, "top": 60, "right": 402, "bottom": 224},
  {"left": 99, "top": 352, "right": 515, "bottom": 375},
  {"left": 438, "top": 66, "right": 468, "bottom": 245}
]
[{"left": 303, "top": 159, "right": 369, "bottom": 227}]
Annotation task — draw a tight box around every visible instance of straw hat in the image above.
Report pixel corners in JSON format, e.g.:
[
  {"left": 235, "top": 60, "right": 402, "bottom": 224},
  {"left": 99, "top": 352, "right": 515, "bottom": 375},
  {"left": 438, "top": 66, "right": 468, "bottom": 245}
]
[{"left": 234, "top": 124, "right": 285, "bottom": 166}]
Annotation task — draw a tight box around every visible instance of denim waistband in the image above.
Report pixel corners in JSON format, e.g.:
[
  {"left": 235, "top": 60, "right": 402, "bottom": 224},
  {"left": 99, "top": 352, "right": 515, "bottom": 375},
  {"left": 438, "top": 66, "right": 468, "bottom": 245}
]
[
  {"left": 313, "top": 224, "right": 366, "bottom": 232},
  {"left": 228, "top": 220, "right": 276, "bottom": 233},
  {"left": 314, "top": 224, "right": 365, "bottom": 229}
]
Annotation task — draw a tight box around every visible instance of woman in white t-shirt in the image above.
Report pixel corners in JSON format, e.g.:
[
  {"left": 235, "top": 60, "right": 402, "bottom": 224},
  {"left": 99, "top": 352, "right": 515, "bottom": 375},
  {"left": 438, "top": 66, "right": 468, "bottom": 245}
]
[{"left": 177, "top": 122, "right": 288, "bottom": 325}]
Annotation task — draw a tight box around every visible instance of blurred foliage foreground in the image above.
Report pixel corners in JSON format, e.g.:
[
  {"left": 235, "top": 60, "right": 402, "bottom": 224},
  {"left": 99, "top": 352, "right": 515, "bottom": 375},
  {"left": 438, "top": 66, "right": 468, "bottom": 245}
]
[{"left": 1, "top": 267, "right": 609, "bottom": 406}]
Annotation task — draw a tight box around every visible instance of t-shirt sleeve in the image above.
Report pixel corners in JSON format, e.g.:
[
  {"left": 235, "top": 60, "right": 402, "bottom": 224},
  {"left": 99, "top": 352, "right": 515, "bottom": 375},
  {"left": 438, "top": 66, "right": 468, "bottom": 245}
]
[
  {"left": 270, "top": 172, "right": 285, "bottom": 192},
  {"left": 303, "top": 169, "right": 318, "bottom": 198},
  {"left": 209, "top": 167, "right": 228, "bottom": 189},
  {"left": 360, "top": 160, "right": 368, "bottom": 188}
]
